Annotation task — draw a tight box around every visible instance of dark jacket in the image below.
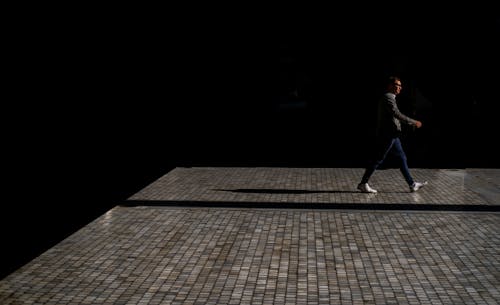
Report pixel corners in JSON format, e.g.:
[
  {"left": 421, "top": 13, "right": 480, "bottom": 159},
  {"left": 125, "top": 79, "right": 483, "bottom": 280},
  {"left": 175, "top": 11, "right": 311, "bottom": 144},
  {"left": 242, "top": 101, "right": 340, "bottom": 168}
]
[{"left": 376, "top": 92, "right": 417, "bottom": 138}]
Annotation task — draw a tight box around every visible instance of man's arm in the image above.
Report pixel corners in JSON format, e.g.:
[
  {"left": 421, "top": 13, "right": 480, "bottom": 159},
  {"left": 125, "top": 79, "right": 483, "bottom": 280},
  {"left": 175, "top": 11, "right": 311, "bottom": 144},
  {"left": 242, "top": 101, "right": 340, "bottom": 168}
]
[{"left": 384, "top": 95, "right": 422, "bottom": 128}]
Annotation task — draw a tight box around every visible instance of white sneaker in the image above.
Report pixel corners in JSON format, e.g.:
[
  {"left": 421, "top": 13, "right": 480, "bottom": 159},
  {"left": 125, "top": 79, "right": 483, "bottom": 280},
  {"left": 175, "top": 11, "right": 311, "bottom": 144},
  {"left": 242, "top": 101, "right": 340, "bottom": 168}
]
[
  {"left": 410, "top": 181, "right": 428, "bottom": 192},
  {"left": 357, "top": 183, "right": 378, "bottom": 193}
]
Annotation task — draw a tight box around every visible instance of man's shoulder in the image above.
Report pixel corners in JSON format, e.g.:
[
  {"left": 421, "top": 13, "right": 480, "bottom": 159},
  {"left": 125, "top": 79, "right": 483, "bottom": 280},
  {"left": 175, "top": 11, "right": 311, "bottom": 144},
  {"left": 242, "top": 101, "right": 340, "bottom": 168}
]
[
  {"left": 382, "top": 92, "right": 396, "bottom": 99},
  {"left": 380, "top": 93, "right": 396, "bottom": 103}
]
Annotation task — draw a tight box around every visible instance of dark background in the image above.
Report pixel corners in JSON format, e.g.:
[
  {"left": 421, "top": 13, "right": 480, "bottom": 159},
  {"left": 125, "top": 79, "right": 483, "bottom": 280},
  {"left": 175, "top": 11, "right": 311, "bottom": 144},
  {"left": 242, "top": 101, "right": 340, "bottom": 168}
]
[{"left": 3, "top": 8, "right": 499, "bottom": 278}]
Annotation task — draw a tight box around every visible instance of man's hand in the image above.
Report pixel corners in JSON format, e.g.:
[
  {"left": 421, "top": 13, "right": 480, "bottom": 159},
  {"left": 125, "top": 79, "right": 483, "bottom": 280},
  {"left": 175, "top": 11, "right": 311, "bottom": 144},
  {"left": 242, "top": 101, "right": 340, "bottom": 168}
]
[{"left": 415, "top": 120, "right": 422, "bottom": 128}]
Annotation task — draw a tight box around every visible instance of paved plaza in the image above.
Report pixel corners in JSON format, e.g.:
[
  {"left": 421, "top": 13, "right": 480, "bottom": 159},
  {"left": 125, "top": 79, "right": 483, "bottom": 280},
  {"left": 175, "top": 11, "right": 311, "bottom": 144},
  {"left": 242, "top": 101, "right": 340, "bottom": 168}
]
[
  {"left": 1, "top": 167, "right": 499, "bottom": 304},
  {"left": 128, "top": 167, "right": 499, "bottom": 208}
]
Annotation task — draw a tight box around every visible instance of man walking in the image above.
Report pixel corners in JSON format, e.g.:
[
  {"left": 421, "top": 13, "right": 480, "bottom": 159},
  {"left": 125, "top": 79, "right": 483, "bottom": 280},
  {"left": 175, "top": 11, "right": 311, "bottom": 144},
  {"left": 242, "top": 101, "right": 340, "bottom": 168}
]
[{"left": 358, "top": 76, "right": 428, "bottom": 193}]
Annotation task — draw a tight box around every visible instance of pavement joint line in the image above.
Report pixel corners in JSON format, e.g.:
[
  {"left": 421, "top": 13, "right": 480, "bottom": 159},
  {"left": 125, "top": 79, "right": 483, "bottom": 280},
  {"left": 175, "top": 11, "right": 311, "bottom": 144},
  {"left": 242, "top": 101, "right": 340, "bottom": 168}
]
[
  {"left": 119, "top": 204, "right": 500, "bottom": 215},
  {"left": 122, "top": 199, "right": 500, "bottom": 212}
]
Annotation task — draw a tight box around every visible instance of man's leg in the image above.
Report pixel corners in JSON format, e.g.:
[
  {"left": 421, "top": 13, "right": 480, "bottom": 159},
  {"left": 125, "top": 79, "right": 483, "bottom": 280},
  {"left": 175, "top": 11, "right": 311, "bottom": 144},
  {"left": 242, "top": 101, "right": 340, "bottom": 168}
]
[
  {"left": 360, "top": 137, "right": 394, "bottom": 184},
  {"left": 392, "top": 138, "right": 414, "bottom": 186}
]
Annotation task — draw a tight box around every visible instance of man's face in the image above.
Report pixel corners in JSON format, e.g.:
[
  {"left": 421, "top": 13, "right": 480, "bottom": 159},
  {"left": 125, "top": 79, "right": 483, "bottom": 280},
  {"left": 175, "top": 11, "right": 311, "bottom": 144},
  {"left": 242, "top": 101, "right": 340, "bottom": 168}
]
[
  {"left": 390, "top": 81, "right": 402, "bottom": 95},
  {"left": 394, "top": 80, "right": 403, "bottom": 95}
]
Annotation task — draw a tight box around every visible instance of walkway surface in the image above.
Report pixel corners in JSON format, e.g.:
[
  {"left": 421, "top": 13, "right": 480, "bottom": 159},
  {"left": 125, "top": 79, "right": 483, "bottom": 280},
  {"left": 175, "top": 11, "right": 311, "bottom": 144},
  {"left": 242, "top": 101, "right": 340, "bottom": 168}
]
[
  {"left": 128, "top": 167, "right": 499, "bottom": 208},
  {"left": 1, "top": 167, "right": 499, "bottom": 304}
]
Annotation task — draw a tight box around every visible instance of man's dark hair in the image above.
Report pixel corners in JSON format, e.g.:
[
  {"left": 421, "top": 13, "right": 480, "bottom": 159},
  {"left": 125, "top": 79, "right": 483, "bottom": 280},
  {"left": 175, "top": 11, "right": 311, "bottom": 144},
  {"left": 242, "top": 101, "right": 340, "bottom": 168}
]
[{"left": 387, "top": 76, "right": 401, "bottom": 86}]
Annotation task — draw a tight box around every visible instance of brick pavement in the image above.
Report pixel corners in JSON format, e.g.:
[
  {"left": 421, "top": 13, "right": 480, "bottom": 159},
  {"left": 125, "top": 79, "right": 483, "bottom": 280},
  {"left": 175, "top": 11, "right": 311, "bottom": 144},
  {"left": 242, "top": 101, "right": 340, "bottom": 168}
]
[
  {"left": 129, "top": 168, "right": 498, "bottom": 206},
  {"left": 1, "top": 167, "right": 499, "bottom": 304},
  {"left": 0, "top": 207, "right": 499, "bottom": 304}
]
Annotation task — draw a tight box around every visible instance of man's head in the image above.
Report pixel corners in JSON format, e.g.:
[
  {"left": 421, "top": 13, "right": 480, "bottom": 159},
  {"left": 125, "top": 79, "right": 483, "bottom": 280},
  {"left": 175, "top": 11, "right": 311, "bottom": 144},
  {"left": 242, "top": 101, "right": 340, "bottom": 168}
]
[{"left": 387, "top": 76, "right": 402, "bottom": 95}]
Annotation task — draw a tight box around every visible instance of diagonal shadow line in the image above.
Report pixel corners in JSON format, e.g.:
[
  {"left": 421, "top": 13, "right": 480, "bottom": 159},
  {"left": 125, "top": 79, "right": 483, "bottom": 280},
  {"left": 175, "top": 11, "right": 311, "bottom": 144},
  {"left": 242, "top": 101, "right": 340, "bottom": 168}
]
[
  {"left": 212, "top": 188, "right": 408, "bottom": 194},
  {"left": 213, "top": 188, "right": 356, "bottom": 194},
  {"left": 121, "top": 200, "right": 500, "bottom": 212}
]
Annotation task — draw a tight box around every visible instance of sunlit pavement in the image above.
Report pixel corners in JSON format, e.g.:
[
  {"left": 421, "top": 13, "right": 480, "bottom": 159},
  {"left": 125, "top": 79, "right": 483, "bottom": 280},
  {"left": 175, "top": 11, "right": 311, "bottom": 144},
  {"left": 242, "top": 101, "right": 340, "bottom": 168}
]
[{"left": 1, "top": 168, "right": 499, "bottom": 304}]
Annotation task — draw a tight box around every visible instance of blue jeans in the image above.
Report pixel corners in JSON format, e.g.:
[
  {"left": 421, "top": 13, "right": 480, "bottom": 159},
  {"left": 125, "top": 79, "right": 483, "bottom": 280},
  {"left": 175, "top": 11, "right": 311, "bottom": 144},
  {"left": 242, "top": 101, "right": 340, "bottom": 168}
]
[{"left": 360, "top": 137, "right": 414, "bottom": 186}]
